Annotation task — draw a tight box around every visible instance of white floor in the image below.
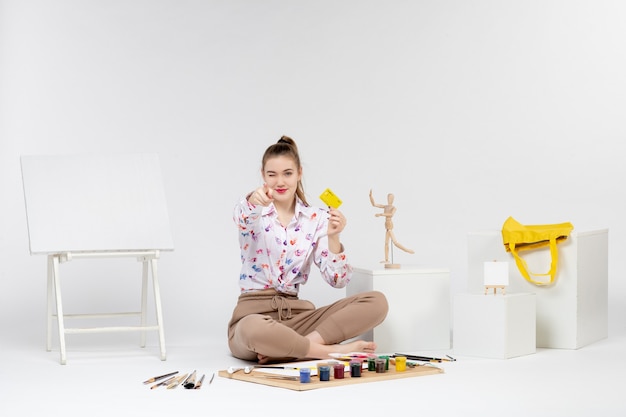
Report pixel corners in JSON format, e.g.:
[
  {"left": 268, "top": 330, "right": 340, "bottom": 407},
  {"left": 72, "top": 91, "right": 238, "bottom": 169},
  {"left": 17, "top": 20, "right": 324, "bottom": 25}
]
[{"left": 1, "top": 331, "right": 624, "bottom": 417}]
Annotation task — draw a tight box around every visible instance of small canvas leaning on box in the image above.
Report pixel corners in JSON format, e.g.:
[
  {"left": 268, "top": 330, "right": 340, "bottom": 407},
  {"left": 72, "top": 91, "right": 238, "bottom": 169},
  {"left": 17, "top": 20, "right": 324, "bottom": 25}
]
[{"left": 467, "top": 217, "right": 608, "bottom": 350}]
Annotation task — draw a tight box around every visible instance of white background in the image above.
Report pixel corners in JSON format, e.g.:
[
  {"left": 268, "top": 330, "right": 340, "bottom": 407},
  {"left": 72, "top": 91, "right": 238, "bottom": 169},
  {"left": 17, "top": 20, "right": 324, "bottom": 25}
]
[{"left": 1, "top": 0, "right": 625, "bottom": 353}]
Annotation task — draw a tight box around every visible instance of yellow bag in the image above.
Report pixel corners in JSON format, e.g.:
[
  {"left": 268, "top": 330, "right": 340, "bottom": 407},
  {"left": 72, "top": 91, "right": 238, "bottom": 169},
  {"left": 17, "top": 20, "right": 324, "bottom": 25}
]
[{"left": 501, "top": 216, "right": 574, "bottom": 286}]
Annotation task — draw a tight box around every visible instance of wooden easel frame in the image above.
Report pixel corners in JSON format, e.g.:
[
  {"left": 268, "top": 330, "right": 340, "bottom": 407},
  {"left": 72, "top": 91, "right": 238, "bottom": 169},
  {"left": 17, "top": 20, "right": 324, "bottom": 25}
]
[
  {"left": 484, "top": 285, "right": 506, "bottom": 295},
  {"left": 21, "top": 153, "right": 174, "bottom": 365},
  {"left": 47, "top": 250, "right": 166, "bottom": 365}
]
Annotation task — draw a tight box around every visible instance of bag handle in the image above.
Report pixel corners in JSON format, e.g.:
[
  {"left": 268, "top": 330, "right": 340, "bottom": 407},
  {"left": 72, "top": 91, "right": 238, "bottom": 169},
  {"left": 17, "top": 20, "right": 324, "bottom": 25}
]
[{"left": 507, "top": 237, "right": 558, "bottom": 286}]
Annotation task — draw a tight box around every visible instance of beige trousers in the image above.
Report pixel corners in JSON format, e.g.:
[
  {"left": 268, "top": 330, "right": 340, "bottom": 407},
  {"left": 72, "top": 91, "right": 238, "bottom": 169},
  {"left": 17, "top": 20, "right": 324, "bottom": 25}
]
[{"left": 227, "top": 289, "right": 388, "bottom": 361}]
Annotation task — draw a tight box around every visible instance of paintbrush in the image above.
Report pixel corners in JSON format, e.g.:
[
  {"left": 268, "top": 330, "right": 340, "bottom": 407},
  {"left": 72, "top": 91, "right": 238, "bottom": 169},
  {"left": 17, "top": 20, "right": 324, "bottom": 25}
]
[
  {"left": 244, "top": 365, "right": 316, "bottom": 374},
  {"left": 166, "top": 373, "right": 189, "bottom": 389},
  {"left": 150, "top": 375, "right": 177, "bottom": 389},
  {"left": 183, "top": 370, "right": 197, "bottom": 389}
]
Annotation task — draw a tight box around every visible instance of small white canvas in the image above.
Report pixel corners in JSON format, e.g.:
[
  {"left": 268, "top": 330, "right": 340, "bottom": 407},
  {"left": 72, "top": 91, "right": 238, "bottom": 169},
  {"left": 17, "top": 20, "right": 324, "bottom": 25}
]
[{"left": 484, "top": 261, "right": 509, "bottom": 286}]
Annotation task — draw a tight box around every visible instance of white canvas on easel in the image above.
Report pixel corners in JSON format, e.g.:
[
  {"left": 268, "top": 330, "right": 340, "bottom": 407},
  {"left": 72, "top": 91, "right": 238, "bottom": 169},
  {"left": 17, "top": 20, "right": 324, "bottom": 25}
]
[
  {"left": 484, "top": 261, "right": 509, "bottom": 295},
  {"left": 484, "top": 261, "right": 509, "bottom": 286},
  {"left": 22, "top": 153, "right": 174, "bottom": 254},
  {"left": 21, "top": 153, "right": 174, "bottom": 364}
]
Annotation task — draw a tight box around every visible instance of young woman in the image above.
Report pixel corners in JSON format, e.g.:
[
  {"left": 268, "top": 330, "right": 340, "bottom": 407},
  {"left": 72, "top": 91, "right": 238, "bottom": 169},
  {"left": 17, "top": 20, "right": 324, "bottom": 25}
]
[{"left": 228, "top": 136, "right": 388, "bottom": 364}]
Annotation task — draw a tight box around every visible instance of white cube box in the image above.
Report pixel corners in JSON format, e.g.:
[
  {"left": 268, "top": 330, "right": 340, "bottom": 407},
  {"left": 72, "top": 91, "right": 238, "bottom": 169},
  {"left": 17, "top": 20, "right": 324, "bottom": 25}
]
[
  {"left": 346, "top": 265, "right": 450, "bottom": 352},
  {"left": 467, "top": 229, "right": 608, "bottom": 349},
  {"left": 453, "top": 293, "right": 536, "bottom": 359}
]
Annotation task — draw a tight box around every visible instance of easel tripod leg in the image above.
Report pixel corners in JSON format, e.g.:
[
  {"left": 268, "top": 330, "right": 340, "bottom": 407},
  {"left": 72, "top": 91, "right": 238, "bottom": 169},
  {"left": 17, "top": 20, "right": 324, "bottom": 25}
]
[
  {"left": 151, "top": 258, "right": 167, "bottom": 361},
  {"left": 46, "top": 256, "right": 54, "bottom": 352},
  {"left": 140, "top": 259, "right": 148, "bottom": 348},
  {"left": 51, "top": 255, "right": 67, "bottom": 365}
]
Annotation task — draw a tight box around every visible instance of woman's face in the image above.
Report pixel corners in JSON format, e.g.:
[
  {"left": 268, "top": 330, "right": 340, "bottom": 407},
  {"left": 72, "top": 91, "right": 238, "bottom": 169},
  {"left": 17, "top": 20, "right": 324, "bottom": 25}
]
[{"left": 262, "top": 155, "right": 302, "bottom": 204}]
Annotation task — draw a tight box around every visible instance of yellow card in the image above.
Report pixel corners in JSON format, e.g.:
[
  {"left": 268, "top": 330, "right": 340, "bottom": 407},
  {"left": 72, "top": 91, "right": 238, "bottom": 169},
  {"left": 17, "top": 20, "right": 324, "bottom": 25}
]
[{"left": 319, "top": 188, "right": 342, "bottom": 208}]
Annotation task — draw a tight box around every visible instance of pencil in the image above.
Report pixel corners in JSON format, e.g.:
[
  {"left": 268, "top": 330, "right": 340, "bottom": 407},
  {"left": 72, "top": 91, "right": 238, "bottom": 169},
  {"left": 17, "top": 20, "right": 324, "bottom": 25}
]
[
  {"left": 194, "top": 374, "right": 206, "bottom": 390},
  {"left": 143, "top": 371, "right": 178, "bottom": 384}
]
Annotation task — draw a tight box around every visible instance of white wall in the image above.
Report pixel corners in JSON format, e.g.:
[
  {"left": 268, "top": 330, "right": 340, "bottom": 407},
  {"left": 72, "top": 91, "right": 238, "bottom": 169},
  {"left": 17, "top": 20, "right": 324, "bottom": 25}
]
[{"left": 1, "top": 0, "right": 625, "bottom": 348}]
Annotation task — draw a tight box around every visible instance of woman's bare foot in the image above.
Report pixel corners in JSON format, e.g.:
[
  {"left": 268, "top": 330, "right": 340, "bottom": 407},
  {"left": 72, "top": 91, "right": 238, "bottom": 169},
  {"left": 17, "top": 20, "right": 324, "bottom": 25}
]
[
  {"left": 257, "top": 353, "right": 299, "bottom": 364},
  {"left": 255, "top": 332, "right": 377, "bottom": 363},
  {"left": 337, "top": 339, "right": 377, "bottom": 353},
  {"left": 305, "top": 331, "right": 377, "bottom": 359}
]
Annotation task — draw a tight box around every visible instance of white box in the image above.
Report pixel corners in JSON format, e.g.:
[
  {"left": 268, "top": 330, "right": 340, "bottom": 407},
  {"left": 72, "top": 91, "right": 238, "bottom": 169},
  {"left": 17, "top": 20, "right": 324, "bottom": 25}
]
[
  {"left": 346, "top": 265, "right": 450, "bottom": 352},
  {"left": 453, "top": 293, "right": 536, "bottom": 359},
  {"left": 467, "top": 229, "right": 608, "bottom": 349}
]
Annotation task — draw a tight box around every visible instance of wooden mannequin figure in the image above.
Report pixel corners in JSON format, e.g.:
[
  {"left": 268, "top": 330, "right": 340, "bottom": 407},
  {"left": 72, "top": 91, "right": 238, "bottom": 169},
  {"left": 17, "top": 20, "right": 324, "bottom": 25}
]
[{"left": 369, "top": 189, "right": 414, "bottom": 268}]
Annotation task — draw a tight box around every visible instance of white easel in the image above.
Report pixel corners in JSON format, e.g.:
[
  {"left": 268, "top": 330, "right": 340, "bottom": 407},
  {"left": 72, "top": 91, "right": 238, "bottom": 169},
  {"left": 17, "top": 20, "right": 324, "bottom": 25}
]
[{"left": 21, "top": 153, "right": 174, "bottom": 364}]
